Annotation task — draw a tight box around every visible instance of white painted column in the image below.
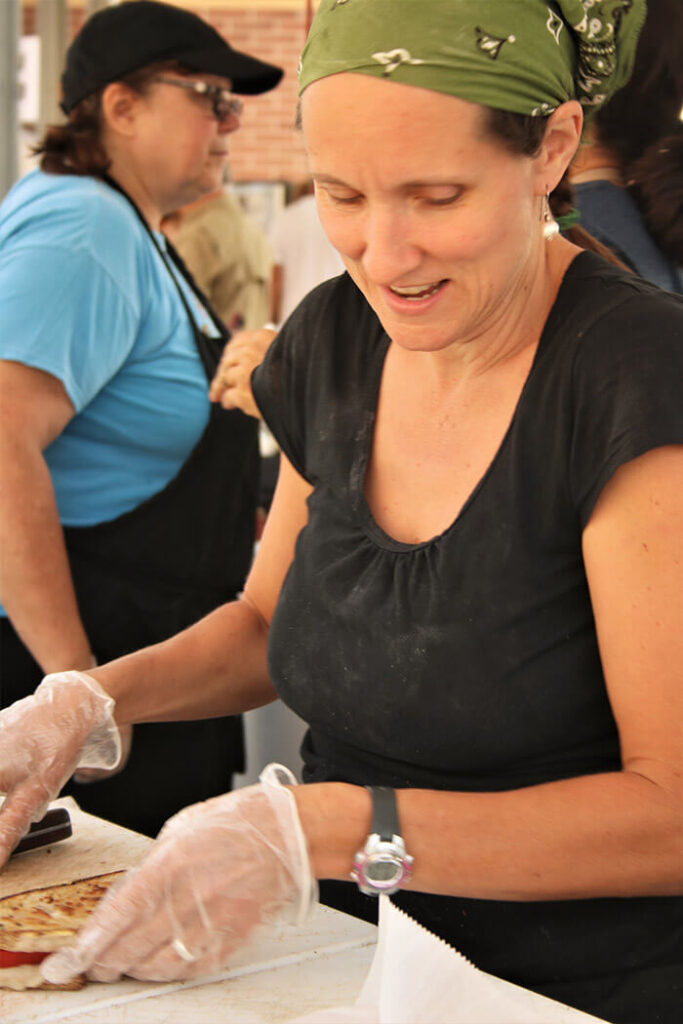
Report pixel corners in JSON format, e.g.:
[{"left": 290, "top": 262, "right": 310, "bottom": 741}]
[{"left": 0, "top": 0, "right": 20, "bottom": 199}]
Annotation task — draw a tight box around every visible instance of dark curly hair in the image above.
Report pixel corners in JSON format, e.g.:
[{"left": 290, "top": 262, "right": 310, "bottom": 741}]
[
  {"left": 627, "top": 128, "right": 683, "bottom": 267},
  {"left": 580, "top": 0, "right": 683, "bottom": 264}
]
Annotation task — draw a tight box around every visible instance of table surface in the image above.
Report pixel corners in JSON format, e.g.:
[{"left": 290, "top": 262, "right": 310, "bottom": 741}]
[
  {"left": 0, "top": 903, "right": 377, "bottom": 1023},
  {"left": 0, "top": 799, "right": 377, "bottom": 1023}
]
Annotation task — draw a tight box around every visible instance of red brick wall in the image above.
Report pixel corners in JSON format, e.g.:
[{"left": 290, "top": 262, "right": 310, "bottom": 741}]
[
  {"left": 22, "top": 3, "right": 311, "bottom": 185},
  {"left": 200, "top": 5, "right": 310, "bottom": 183}
]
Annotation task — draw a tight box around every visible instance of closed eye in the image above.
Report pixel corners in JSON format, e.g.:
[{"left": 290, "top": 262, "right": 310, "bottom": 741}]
[
  {"left": 424, "top": 193, "right": 460, "bottom": 206},
  {"left": 416, "top": 187, "right": 463, "bottom": 207},
  {"left": 321, "top": 189, "right": 363, "bottom": 206}
]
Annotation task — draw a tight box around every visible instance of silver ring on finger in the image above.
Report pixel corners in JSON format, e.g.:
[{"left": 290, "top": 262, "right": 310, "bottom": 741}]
[{"left": 171, "top": 936, "right": 197, "bottom": 963}]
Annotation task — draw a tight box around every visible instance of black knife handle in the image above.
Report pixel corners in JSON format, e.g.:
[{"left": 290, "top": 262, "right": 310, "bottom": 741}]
[{"left": 11, "top": 807, "right": 73, "bottom": 857}]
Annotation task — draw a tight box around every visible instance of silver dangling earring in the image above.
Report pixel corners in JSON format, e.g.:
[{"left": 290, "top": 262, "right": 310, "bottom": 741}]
[{"left": 542, "top": 193, "right": 559, "bottom": 240}]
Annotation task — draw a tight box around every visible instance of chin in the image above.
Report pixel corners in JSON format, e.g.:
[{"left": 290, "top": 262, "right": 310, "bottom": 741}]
[
  {"left": 355, "top": 282, "right": 457, "bottom": 348},
  {"left": 182, "top": 179, "right": 218, "bottom": 205},
  {"left": 373, "top": 307, "right": 459, "bottom": 352}
]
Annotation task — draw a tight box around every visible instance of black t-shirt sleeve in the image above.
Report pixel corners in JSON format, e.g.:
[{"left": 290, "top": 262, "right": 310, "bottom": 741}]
[
  {"left": 569, "top": 287, "right": 683, "bottom": 527},
  {"left": 251, "top": 283, "right": 329, "bottom": 483},
  {"left": 252, "top": 273, "right": 385, "bottom": 485}
]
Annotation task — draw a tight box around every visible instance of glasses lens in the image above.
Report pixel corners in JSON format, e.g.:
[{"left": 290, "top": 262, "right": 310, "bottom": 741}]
[{"left": 213, "top": 90, "right": 243, "bottom": 122}]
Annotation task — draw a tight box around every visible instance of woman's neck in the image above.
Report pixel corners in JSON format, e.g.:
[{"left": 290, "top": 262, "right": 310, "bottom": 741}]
[
  {"left": 570, "top": 133, "right": 624, "bottom": 187},
  {"left": 106, "top": 173, "right": 162, "bottom": 231}
]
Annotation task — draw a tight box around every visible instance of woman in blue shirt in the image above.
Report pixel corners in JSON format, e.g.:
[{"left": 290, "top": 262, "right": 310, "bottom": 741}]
[{"left": 0, "top": 0, "right": 282, "bottom": 836}]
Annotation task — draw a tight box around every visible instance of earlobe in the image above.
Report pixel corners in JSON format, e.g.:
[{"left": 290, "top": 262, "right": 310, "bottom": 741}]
[{"left": 536, "top": 100, "right": 583, "bottom": 194}]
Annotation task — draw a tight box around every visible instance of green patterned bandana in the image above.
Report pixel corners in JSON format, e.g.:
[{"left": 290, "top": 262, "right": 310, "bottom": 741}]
[{"left": 299, "top": 0, "right": 647, "bottom": 118}]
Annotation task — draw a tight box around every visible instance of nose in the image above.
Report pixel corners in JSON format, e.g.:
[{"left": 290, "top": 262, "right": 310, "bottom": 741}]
[
  {"left": 217, "top": 109, "right": 241, "bottom": 134},
  {"left": 358, "top": 205, "right": 422, "bottom": 284},
  {"left": 217, "top": 116, "right": 239, "bottom": 136},
  {"left": 215, "top": 95, "right": 243, "bottom": 132}
]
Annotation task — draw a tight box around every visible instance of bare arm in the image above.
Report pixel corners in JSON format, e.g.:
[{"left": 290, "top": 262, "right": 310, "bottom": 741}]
[
  {"left": 294, "top": 445, "right": 683, "bottom": 901},
  {"left": 92, "top": 454, "right": 312, "bottom": 724},
  {"left": 0, "top": 454, "right": 311, "bottom": 865},
  {"left": 0, "top": 360, "right": 94, "bottom": 673}
]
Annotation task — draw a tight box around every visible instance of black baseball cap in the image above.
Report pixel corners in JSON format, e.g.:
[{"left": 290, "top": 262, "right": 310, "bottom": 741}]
[{"left": 61, "top": 0, "right": 283, "bottom": 114}]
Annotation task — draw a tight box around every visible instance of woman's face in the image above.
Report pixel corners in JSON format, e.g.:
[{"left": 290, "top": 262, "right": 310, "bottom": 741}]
[
  {"left": 123, "top": 73, "right": 240, "bottom": 212},
  {"left": 302, "top": 74, "right": 549, "bottom": 355}
]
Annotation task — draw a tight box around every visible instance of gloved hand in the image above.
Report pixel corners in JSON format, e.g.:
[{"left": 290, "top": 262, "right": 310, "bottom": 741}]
[
  {"left": 42, "top": 764, "right": 318, "bottom": 985},
  {"left": 0, "top": 671, "right": 120, "bottom": 864},
  {"left": 73, "top": 723, "right": 133, "bottom": 784}
]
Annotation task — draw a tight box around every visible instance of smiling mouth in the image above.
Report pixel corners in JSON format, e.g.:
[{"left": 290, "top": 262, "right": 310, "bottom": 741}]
[{"left": 389, "top": 281, "right": 447, "bottom": 300}]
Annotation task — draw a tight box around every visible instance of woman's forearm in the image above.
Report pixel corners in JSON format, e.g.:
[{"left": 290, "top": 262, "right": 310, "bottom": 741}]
[
  {"left": 92, "top": 596, "right": 277, "bottom": 726},
  {"left": 0, "top": 438, "right": 93, "bottom": 673},
  {"left": 296, "top": 767, "right": 683, "bottom": 902}
]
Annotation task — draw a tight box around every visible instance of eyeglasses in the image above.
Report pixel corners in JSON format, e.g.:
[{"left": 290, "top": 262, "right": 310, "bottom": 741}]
[{"left": 154, "top": 76, "right": 244, "bottom": 123}]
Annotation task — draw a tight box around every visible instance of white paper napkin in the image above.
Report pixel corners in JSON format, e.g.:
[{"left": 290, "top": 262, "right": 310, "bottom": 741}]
[{"left": 289, "top": 897, "right": 608, "bottom": 1024}]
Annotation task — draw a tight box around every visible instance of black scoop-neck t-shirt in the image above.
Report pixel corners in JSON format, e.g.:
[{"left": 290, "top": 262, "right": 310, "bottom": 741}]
[{"left": 252, "top": 252, "right": 683, "bottom": 1021}]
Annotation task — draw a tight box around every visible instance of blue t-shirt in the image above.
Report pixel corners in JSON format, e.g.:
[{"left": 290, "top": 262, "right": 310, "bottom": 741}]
[{"left": 0, "top": 170, "right": 219, "bottom": 537}]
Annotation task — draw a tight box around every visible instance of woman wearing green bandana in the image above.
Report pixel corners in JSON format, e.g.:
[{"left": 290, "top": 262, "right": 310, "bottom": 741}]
[{"left": 1, "top": 2, "right": 681, "bottom": 1019}]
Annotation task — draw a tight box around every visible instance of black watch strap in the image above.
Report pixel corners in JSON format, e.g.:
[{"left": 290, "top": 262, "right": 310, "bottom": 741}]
[{"left": 367, "top": 786, "right": 401, "bottom": 841}]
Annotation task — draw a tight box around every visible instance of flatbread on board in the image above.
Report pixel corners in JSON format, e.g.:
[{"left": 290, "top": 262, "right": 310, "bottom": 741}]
[{"left": 0, "top": 871, "right": 123, "bottom": 990}]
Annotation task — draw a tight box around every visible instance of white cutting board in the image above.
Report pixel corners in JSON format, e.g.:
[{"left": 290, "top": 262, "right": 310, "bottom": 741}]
[{"left": 0, "top": 798, "right": 153, "bottom": 899}]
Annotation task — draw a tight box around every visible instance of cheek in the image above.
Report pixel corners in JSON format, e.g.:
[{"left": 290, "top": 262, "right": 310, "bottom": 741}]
[
  {"left": 190, "top": 129, "right": 213, "bottom": 161},
  {"left": 172, "top": 117, "right": 212, "bottom": 161},
  {"left": 447, "top": 200, "right": 524, "bottom": 268},
  {"left": 316, "top": 207, "right": 360, "bottom": 260}
]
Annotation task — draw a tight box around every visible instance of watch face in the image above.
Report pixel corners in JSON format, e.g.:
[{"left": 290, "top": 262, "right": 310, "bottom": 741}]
[
  {"left": 365, "top": 853, "right": 404, "bottom": 887},
  {"left": 352, "top": 834, "right": 413, "bottom": 896}
]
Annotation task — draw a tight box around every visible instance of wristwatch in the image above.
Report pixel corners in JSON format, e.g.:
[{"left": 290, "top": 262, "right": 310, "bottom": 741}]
[{"left": 351, "top": 786, "right": 414, "bottom": 896}]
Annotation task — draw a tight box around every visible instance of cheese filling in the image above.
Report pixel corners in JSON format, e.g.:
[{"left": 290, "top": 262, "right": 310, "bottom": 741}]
[{"left": 0, "top": 963, "right": 46, "bottom": 991}]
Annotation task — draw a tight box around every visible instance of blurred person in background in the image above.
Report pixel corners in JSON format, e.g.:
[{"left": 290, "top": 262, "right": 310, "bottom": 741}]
[
  {"left": 269, "top": 180, "right": 345, "bottom": 327},
  {"left": 244, "top": 180, "right": 347, "bottom": 518},
  {"left": 570, "top": 0, "right": 683, "bottom": 292},
  {"left": 164, "top": 183, "right": 278, "bottom": 528},
  {"left": 162, "top": 181, "right": 273, "bottom": 333},
  {"left": 0, "top": 0, "right": 282, "bottom": 836}
]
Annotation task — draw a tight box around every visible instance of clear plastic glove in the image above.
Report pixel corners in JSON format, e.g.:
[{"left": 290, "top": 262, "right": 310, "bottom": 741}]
[
  {"left": 73, "top": 723, "right": 133, "bottom": 784},
  {"left": 42, "top": 764, "right": 318, "bottom": 985},
  {"left": 0, "top": 671, "right": 120, "bottom": 864}
]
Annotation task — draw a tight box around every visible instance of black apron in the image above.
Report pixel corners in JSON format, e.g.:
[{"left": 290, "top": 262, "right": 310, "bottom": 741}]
[{"left": 1, "top": 179, "right": 259, "bottom": 837}]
